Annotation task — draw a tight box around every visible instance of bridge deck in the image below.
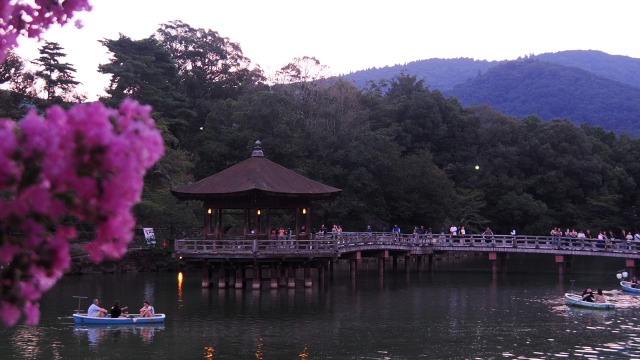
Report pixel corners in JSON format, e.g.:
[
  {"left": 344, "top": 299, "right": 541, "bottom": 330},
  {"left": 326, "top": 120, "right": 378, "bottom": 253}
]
[{"left": 174, "top": 233, "right": 640, "bottom": 261}]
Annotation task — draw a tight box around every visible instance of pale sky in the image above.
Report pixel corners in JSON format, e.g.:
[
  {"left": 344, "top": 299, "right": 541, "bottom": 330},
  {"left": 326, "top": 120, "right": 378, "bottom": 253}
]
[{"left": 14, "top": 0, "right": 640, "bottom": 100}]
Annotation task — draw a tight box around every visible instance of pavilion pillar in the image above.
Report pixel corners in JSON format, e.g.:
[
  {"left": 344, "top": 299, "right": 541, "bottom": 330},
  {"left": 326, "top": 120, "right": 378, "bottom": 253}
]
[
  {"left": 295, "top": 209, "right": 300, "bottom": 240},
  {"left": 218, "top": 266, "right": 226, "bottom": 288},
  {"left": 265, "top": 208, "right": 271, "bottom": 240},
  {"left": 215, "top": 209, "right": 222, "bottom": 240},
  {"left": 305, "top": 207, "right": 311, "bottom": 240},
  {"left": 203, "top": 207, "right": 211, "bottom": 237},
  {"left": 304, "top": 265, "right": 312, "bottom": 288},
  {"left": 243, "top": 208, "right": 249, "bottom": 238},
  {"left": 270, "top": 264, "right": 278, "bottom": 289}
]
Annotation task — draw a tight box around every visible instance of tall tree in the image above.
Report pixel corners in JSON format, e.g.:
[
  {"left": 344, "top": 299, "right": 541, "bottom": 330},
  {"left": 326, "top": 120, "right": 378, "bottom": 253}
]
[
  {"left": 0, "top": 50, "right": 24, "bottom": 84},
  {"left": 154, "top": 20, "right": 265, "bottom": 126},
  {"left": 32, "top": 41, "right": 80, "bottom": 102},
  {"left": 98, "top": 35, "right": 196, "bottom": 139}
]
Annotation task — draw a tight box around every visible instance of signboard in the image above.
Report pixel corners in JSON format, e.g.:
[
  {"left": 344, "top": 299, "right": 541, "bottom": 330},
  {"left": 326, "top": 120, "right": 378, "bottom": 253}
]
[{"left": 143, "top": 228, "right": 156, "bottom": 245}]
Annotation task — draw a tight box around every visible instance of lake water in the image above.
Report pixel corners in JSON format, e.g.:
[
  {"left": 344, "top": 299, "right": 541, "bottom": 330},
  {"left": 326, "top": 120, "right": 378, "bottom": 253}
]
[{"left": 2, "top": 255, "right": 640, "bottom": 359}]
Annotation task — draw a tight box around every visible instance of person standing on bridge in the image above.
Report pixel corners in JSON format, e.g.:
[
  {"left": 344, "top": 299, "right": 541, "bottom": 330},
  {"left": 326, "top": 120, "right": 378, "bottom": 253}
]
[
  {"left": 483, "top": 227, "right": 494, "bottom": 245},
  {"left": 510, "top": 229, "right": 517, "bottom": 247},
  {"left": 392, "top": 225, "right": 401, "bottom": 239}
]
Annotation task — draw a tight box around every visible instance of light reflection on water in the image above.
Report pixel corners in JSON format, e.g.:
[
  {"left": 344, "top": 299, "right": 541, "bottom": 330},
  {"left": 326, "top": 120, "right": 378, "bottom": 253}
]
[{"left": 4, "top": 260, "right": 640, "bottom": 358}]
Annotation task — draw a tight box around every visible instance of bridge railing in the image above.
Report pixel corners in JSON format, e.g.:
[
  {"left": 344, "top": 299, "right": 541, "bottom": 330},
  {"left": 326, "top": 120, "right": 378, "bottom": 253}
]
[{"left": 175, "top": 232, "right": 640, "bottom": 256}]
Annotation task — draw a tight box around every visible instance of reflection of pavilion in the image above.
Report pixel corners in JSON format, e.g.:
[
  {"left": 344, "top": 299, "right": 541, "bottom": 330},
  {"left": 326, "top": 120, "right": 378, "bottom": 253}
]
[
  {"left": 172, "top": 141, "right": 342, "bottom": 289},
  {"left": 75, "top": 324, "right": 165, "bottom": 346}
]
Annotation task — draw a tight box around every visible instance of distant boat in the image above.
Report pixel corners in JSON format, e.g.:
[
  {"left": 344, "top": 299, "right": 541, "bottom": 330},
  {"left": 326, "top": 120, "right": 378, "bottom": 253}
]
[
  {"left": 565, "top": 293, "right": 615, "bottom": 310},
  {"left": 620, "top": 281, "right": 640, "bottom": 293},
  {"left": 73, "top": 313, "right": 166, "bottom": 324}
]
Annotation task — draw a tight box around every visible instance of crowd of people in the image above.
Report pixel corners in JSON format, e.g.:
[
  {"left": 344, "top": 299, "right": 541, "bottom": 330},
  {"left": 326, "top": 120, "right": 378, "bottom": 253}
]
[{"left": 87, "top": 298, "right": 155, "bottom": 318}]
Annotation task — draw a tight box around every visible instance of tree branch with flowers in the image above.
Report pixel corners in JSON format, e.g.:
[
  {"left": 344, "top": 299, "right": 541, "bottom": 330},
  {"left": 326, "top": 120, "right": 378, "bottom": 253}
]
[{"left": 0, "top": 0, "right": 164, "bottom": 327}]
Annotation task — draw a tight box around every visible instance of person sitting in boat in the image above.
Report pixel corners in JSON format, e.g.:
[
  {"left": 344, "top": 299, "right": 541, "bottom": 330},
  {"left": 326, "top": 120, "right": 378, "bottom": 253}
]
[
  {"left": 110, "top": 301, "right": 127, "bottom": 318},
  {"left": 631, "top": 276, "right": 638, "bottom": 288},
  {"left": 582, "top": 288, "right": 595, "bottom": 302},
  {"left": 594, "top": 289, "right": 607, "bottom": 303},
  {"left": 88, "top": 298, "right": 108, "bottom": 317},
  {"left": 140, "top": 301, "right": 155, "bottom": 317}
]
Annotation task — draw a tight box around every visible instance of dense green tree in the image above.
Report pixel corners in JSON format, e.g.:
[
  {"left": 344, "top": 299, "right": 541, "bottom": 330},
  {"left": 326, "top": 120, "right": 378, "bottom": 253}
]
[
  {"left": 32, "top": 41, "right": 80, "bottom": 102},
  {"left": 154, "top": 20, "right": 265, "bottom": 135}
]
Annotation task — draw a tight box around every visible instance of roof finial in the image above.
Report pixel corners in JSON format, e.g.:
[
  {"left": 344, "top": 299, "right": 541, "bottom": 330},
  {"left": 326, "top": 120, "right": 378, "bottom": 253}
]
[{"left": 252, "top": 140, "right": 264, "bottom": 157}]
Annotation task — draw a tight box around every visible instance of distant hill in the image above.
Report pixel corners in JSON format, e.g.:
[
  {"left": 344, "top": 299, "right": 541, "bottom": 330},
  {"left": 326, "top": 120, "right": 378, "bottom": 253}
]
[
  {"left": 534, "top": 50, "right": 640, "bottom": 89},
  {"left": 340, "top": 58, "right": 500, "bottom": 91},
  {"left": 446, "top": 59, "right": 640, "bottom": 136},
  {"left": 340, "top": 50, "right": 640, "bottom": 136}
]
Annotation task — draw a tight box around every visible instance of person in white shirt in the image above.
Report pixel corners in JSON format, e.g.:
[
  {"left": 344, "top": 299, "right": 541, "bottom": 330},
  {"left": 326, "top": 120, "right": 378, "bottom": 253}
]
[
  {"left": 140, "top": 301, "right": 155, "bottom": 317},
  {"left": 87, "top": 299, "right": 108, "bottom": 317}
]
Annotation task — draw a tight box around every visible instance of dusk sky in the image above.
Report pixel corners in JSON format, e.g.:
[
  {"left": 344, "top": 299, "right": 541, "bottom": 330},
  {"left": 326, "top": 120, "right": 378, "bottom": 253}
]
[{"left": 15, "top": 0, "right": 640, "bottom": 100}]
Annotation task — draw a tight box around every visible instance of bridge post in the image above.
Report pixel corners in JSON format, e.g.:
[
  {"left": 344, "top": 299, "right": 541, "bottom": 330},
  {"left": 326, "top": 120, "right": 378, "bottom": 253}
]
[
  {"left": 287, "top": 265, "right": 296, "bottom": 288},
  {"left": 202, "top": 262, "right": 211, "bottom": 288},
  {"left": 392, "top": 255, "right": 398, "bottom": 270},
  {"left": 318, "top": 264, "right": 325, "bottom": 284},
  {"left": 378, "top": 257, "right": 385, "bottom": 276},
  {"left": 626, "top": 259, "right": 636, "bottom": 278},
  {"left": 252, "top": 264, "right": 261, "bottom": 290},
  {"left": 417, "top": 255, "right": 424, "bottom": 272},
  {"left": 270, "top": 264, "right": 278, "bottom": 289},
  {"left": 217, "top": 265, "right": 226, "bottom": 289},
  {"left": 235, "top": 266, "right": 244, "bottom": 289},
  {"left": 304, "top": 265, "right": 312, "bottom": 288},
  {"left": 350, "top": 259, "right": 357, "bottom": 279},
  {"left": 228, "top": 265, "right": 236, "bottom": 288},
  {"left": 428, "top": 254, "right": 434, "bottom": 273},
  {"left": 555, "top": 255, "right": 566, "bottom": 275},
  {"left": 278, "top": 266, "right": 287, "bottom": 287},
  {"left": 488, "top": 253, "right": 497, "bottom": 275},
  {"left": 329, "top": 260, "right": 334, "bottom": 278},
  {"left": 404, "top": 255, "right": 411, "bottom": 274}
]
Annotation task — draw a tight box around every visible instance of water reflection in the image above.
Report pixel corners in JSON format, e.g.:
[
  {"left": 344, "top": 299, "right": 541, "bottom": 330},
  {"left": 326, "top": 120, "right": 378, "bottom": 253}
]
[
  {"left": 74, "top": 324, "right": 164, "bottom": 346},
  {"left": 178, "top": 272, "right": 184, "bottom": 310},
  {"left": 11, "top": 326, "right": 47, "bottom": 359}
]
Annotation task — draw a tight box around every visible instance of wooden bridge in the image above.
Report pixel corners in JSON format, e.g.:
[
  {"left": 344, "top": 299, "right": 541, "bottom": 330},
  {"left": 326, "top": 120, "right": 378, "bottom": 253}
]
[{"left": 174, "top": 233, "right": 640, "bottom": 289}]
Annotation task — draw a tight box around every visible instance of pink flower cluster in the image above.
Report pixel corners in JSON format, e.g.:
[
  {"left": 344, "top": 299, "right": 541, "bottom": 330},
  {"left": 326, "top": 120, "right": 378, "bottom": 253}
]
[
  {"left": 0, "top": 100, "right": 164, "bottom": 327},
  {"left": 0, "top": 0, "right": 91, "bottom": 62}
]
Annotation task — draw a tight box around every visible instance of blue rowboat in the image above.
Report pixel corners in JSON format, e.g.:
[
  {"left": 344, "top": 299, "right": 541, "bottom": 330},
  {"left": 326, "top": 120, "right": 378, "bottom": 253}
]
[
  {"left": 620, "top": 281, "right": 640, "bottom": 293},
  {"left": 565, "top": 293, "right": 615, "bottom": 310},
  {"left": 73, "top": 313, "right": 165, "bottom": 324}
]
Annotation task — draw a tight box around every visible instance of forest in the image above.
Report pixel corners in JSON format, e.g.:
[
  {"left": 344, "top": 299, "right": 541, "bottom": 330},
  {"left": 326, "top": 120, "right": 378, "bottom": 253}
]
[{"left": 3, "top": 20, "right": 640, "bottom": 239}]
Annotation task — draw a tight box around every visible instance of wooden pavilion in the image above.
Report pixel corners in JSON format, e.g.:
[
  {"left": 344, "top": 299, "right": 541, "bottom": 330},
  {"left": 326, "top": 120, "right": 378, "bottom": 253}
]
[
  {"left": 171, "top": 141, "right": 342, "bottom": 289},
  {"left": 171, "top": 140, "right": 342, "bottom": 241}
]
